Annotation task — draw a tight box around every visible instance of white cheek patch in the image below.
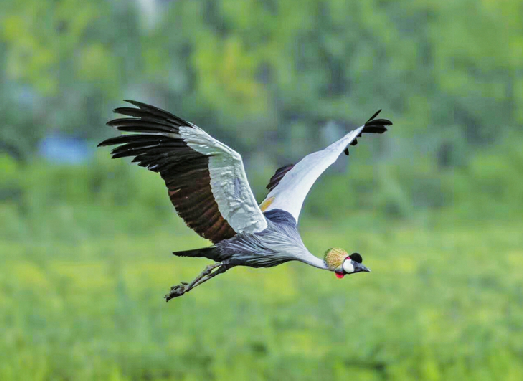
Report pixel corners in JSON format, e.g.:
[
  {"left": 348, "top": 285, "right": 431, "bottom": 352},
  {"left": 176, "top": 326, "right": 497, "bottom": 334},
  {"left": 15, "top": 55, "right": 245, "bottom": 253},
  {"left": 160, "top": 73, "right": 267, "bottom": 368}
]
[{"left": 342, "top": 260, "right": 354, "bottom": 273}]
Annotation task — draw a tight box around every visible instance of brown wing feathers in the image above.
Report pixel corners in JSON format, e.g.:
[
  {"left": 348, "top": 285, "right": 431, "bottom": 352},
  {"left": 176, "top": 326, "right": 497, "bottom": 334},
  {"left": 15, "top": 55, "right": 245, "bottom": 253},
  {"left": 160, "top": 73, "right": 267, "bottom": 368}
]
[{"left": 98, "top": 100, "right": 235, "bottom": 243}]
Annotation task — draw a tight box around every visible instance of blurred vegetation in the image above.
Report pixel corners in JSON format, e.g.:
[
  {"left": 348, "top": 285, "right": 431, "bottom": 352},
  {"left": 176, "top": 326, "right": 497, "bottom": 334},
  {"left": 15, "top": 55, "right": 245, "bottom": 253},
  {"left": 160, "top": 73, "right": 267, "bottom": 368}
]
[
  {"left": 1, "top": 0, "right": 522, "bottom": 161},
  {"left": 1, "top": 160, "right": 523, "bottom": 379},
  {"left": 1, "top": 0, "right": 523, "bottom": 380},
  {"left": 1, "top": 0, "right": 522, "bottom": 219}
]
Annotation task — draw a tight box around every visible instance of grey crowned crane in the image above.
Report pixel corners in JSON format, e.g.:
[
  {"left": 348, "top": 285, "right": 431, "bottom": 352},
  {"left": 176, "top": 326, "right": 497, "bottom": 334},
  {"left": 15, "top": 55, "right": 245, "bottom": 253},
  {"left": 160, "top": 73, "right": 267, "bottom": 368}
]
[{"left": 98, "top": 101, "right": 392, "bottom": 301}]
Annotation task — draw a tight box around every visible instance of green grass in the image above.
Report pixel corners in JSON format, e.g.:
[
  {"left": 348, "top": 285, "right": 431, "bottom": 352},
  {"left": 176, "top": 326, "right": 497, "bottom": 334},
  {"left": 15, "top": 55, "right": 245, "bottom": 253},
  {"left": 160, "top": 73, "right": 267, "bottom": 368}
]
[{"left": 1, "top": 216, "right": 522, "bottom": 381}]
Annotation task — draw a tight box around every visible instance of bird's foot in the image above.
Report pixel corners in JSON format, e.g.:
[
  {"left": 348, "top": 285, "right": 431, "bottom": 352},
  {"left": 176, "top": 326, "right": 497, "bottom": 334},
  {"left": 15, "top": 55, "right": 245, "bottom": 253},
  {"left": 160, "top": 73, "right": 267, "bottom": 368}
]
[
  {"left": 164, "top": 281, "right": 189, "bottom": 302},
  {"left": 163, "top": 262, "right": 231, "bottom": 303}
]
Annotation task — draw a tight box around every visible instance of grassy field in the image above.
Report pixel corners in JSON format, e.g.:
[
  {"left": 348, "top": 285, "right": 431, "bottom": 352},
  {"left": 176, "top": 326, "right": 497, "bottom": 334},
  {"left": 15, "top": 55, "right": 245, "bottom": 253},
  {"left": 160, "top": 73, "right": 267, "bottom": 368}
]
[{"left": 1, "top": 213, "right": 522, "bottom": 380}]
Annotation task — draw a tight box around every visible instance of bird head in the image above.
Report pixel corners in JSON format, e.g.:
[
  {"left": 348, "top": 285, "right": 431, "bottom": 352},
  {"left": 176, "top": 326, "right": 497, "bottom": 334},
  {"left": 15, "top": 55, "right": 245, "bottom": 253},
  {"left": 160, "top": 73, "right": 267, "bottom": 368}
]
[{"left": 323, "top": 248, "right": 370, "bottom": 279}]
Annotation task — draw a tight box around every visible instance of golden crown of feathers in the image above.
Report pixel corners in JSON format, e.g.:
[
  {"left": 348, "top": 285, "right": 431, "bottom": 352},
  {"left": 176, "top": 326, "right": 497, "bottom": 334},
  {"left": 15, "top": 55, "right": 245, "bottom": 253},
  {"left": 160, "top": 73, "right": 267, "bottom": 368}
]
[{"left": 323, "top": 248, "right": 349, "bottom": 270}]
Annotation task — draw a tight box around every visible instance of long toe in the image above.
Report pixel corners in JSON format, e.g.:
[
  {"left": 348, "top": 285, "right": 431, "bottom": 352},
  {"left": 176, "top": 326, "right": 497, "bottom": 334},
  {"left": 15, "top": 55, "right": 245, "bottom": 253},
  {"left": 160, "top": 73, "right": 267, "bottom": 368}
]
[
  {"left": 165, "top": 284, "right": 187, "bottom": 301},
  {"left": 171, "top": 282, "right": 188, "bottom": 290}
]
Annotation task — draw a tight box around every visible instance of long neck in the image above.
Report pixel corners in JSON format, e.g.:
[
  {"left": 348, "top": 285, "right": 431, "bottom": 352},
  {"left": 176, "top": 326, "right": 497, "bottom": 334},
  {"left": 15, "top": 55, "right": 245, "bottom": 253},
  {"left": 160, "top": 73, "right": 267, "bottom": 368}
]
[
  {"left": 299, "top": 251, "right": 329, "bottom": 270},
  {"left": 263, "top": 214, "right": 330, "bottom": 270}
]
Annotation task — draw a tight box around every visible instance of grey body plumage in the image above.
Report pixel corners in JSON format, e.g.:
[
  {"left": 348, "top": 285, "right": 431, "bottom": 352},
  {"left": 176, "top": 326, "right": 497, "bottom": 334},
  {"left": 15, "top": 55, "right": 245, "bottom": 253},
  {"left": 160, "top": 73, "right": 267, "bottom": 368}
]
[
  {"left": 98, "top": 101, "right": 389, "bottom": 301},
  {"left": 177, "top": 210, "right": 319, "bottom": 268}
]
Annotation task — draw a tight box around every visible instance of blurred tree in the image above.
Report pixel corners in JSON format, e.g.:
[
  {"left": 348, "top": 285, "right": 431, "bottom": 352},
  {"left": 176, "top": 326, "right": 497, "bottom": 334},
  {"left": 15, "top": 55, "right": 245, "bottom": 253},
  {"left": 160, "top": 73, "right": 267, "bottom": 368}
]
[
  {"left": 0, "top": 0, "right": 521, "bottom": 170},
  {"left": 425, "top": 0, "right": 523, "bottom": 142},
  {"left": 0, "top": 0, "right": 137, "bottom": 149}
]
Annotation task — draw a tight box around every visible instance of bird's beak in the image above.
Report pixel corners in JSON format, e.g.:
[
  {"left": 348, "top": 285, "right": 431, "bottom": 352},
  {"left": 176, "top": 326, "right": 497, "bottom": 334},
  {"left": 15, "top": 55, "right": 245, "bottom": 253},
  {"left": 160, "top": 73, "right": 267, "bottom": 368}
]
[{"left": 354, "top": 262, "right": 371, "bottom": 273}]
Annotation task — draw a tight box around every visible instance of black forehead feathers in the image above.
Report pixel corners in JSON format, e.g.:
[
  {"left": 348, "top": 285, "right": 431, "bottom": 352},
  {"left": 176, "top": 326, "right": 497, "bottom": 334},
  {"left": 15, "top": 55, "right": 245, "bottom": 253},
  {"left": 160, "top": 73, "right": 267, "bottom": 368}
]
[{"left": 349, "top": 253, "right": 363, "bottom": 263}]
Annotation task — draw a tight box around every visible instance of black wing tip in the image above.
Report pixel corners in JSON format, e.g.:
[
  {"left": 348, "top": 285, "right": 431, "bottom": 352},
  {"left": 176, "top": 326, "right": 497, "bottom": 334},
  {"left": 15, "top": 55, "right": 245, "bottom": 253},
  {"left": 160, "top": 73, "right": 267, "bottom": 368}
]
[
  {"left": 114, "top": 99, "right": 141, "bottom": 107},
  {"left": 123, "top": 99, "right": 148, "bottom": 109},
  {"left": 115, "top": 100, "right": 137, "bottom": 111},
  {"left": 98, "top": 135, "right": 125, "bottom": 147},
  {"left": 363, "top": 110, "right": 392, "bottom": 132},
  {"left": 113, "top": 100, "right": 192, "bottom": 128},
  {"left": 106, "top": 119, "right": 120, "bottom": 126},
  {"left": 110, "top": 100, "right": 150, "bottom": 117},
  {"left": 366, "top": 119, "right": 393, "bottom": 128},
  {"left": 365, "top": 109, "right": 392, "bottom": 123},
  {"left": 345, "top": 110, "right": 391, "bottom": 155},
  {"left": 366, "top": 109, "right": 381, "bottom": 123}
]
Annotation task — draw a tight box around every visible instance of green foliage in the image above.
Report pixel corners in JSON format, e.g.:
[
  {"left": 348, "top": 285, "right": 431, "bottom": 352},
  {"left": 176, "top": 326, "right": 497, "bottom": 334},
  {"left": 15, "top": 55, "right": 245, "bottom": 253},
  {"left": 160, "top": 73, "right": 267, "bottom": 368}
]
[
  {"left": 1, "top": 210, "right": 522, "bottom": 380},
  {"left": 0, "top": 153, "right": 190, "bottom": 243},
  {"left": 1, "top": 1, "right": 523, "bottom": 378},
  {"left": 2, "top": 133, "right": 522, "bottom": 245},
  {"left": 442, "top": 132, "right": 523, "bottom": 220},
  {"left": 1, "top": 0, "right": 522, "bottom": 163},
  {"left": 302, "top": 133, "right": 523, "bottom": 221},
  {"left": 1, "top": 146, "right": 522, "bottom": 379}
]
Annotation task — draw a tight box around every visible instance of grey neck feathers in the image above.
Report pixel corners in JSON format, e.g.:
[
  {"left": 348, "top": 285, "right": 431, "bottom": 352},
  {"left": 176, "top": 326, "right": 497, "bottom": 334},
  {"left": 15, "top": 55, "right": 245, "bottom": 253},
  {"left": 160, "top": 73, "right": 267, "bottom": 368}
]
[
  {"left": 262, "top": 209, "right": 330, "bottom": 270},
  {"left": 300, "top": 252, "right": 329, "bottom": 270}
]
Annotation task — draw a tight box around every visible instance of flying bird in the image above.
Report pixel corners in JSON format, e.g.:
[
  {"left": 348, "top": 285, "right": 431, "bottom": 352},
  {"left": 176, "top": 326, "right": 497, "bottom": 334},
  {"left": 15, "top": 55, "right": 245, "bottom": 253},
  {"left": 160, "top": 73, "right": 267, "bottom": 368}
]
[{"left": 98, "top": 101, "right": 392, "bottom": 301}]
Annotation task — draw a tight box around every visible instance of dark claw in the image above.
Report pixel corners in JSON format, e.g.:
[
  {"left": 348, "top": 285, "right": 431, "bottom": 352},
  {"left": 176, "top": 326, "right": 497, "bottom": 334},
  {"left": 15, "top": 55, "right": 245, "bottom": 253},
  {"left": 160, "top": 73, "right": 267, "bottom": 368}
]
[{"left": 165, "top": 283, "right": 188, "bottom": 301}]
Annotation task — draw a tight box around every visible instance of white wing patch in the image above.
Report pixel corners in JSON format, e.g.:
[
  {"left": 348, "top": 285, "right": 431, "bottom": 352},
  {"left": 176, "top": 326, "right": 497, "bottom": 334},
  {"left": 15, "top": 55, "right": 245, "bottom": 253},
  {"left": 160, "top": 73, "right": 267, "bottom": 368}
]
[
  {"left": 180, "top": 126, "right": 268, "bottom": 234},
  {"left": 261, "top": 127, "right": 364, "bottom": 221}
]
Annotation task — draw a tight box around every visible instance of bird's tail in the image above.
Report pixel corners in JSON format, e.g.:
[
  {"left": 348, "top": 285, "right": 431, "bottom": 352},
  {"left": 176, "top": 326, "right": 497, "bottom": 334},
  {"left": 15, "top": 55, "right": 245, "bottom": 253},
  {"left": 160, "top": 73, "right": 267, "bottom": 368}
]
[{"left": 173, "top": 246, "right": 224, "bottom": 261}]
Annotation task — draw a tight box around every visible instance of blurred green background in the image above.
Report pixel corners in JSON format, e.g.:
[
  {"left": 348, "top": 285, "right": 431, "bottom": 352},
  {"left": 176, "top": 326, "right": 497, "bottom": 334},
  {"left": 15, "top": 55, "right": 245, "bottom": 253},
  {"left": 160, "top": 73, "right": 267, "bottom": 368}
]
[{"left": 1, "top": 0, "right": 523, "bottom": 380}]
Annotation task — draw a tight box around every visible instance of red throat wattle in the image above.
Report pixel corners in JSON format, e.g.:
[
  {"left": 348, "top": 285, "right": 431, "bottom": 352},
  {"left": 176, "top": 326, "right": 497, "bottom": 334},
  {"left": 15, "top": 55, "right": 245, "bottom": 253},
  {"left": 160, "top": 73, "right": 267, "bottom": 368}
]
[{"left": 335, "top": 272, "right": 345, "bottom": 279}]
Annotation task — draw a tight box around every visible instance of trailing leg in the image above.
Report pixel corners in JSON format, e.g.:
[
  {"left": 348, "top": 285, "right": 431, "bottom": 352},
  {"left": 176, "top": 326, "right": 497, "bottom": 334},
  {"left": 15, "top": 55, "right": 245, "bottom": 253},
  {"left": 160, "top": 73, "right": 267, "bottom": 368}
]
[{"left": 164, "top": 261, "right": 231, "bottom": 301}]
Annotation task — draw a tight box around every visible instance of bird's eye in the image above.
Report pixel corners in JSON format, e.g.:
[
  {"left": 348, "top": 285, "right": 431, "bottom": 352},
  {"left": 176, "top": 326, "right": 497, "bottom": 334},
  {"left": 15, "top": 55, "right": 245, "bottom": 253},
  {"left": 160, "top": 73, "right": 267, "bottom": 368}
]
[{"left": 349, "top": 253, "right": 362, "bottom": 263}]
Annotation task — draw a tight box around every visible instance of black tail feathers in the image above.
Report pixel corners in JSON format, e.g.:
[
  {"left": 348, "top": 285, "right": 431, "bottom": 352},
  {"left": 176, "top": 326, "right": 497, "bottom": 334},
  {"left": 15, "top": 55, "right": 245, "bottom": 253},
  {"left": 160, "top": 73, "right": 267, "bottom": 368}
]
[{"left": 173, "top": 246, "right": 222, "bottom": 261}]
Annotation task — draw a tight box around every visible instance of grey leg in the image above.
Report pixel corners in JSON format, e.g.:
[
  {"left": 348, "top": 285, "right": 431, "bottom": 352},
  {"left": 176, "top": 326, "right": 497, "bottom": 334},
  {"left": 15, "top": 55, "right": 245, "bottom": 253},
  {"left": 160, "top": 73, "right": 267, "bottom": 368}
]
[{"left": 164, "top": 261, "right": 231, "bottom": 302}]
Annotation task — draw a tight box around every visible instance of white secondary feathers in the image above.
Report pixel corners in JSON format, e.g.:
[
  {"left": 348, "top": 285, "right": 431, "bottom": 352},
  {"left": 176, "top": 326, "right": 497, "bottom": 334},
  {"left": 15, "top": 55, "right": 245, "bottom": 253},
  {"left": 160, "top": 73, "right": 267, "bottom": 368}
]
[
  {"left": 180, "top": 125, "right": 268, "bottom": 234},
  {"left": 180, "top": 122, "right": 366, "bottom": 232},
  {"left": 261, "top": 126, "right": 364, "bottom": 221}
]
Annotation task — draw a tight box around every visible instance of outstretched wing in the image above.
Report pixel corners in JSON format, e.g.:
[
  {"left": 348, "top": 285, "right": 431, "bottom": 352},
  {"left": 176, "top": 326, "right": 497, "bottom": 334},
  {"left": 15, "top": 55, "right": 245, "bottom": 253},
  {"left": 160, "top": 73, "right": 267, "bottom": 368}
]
[
  {"left": 261, "top": 111, "right": 392, "bottom": 221},
  {"left": 98, "top": 100, "right": 267, "bottom": 243}
]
